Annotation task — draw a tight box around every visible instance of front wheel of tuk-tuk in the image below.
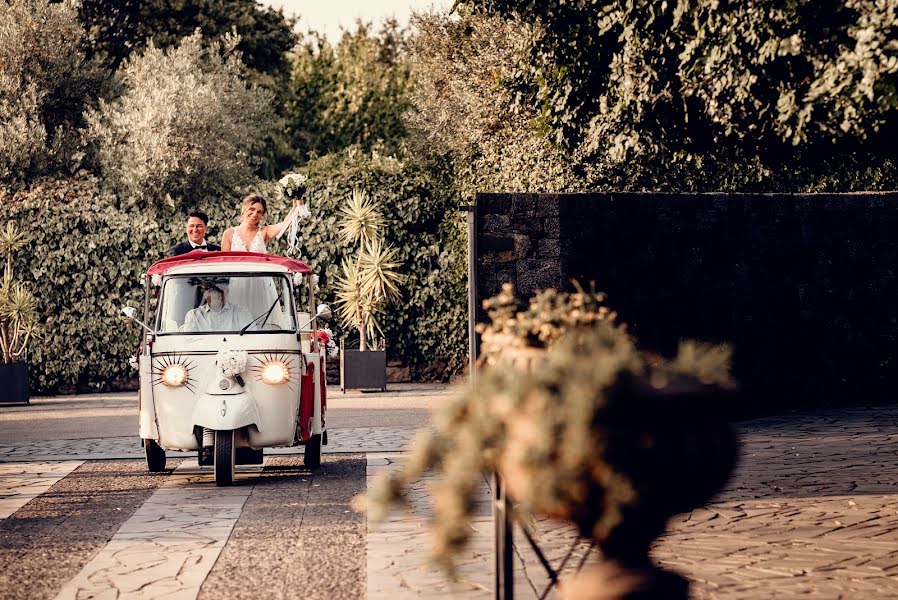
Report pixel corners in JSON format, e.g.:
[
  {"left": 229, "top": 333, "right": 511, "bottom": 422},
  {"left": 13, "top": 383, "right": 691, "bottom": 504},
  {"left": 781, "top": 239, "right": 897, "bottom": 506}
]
[
  {"left": 304, "top": 434, "right": 322, "bottom": 470},
  {"left": 145, "top": 439, "right": 166, "bottom": 472},
  {"left": 214, "top": 430, "right": 235, "bottom": 486}
]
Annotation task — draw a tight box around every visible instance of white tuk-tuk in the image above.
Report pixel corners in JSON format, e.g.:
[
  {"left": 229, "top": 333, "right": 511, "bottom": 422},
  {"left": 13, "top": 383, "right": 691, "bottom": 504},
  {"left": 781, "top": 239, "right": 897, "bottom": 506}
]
[{"left": 124, "top": 251, "right": 329, "bottom": 485}]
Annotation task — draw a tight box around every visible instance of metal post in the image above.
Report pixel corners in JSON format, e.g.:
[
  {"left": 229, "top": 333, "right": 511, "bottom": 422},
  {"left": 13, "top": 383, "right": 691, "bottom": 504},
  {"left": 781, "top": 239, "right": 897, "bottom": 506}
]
[
  {"left": 465, "top": 204, "right": 479, "bottom": 382},
  {"left": 464, "top": 202, "right": 514, "bottom": 599}
]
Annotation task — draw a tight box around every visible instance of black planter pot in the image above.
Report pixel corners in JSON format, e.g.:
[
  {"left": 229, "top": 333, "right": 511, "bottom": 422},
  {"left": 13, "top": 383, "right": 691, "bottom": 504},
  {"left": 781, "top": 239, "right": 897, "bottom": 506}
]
[
  {"left": 0, "top": 362, "right": 29, "bottom": 404},
  {"left": 340, "top": 349, "right": 386, "bottom": 392}
]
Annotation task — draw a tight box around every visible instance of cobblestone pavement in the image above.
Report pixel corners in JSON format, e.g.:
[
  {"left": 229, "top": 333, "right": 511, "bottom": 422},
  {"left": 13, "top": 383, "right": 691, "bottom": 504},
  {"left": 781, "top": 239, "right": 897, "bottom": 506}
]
[
  {"left": 0, "top": 427, "right": 421, "bottom": 462},
  {"left": 3, "top": 400, "right": 898, "bottom": 597},
  {"left": 653, "top": 405, "right": 898, "bottom": 598}
]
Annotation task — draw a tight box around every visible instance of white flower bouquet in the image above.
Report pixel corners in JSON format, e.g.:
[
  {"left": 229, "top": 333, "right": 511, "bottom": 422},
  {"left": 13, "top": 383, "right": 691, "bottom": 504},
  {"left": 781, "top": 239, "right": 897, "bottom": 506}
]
[
  {"left": 217, "top": 349, "right": 248, "bottom": 378},
  {"left": 276, "top": 172, "right": 312, "bottom": 254},
  {"left": 278, "top": 173, "right": 307, "bottom": 200}
]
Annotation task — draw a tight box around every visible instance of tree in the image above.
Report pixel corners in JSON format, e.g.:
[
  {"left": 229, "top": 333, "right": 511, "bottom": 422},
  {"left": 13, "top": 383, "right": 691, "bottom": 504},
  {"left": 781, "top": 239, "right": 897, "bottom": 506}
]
[
  {"left": 77, "top": 0, "right": 297, "bottom": 91},
  {"left": 406, "top": 7, "right": 589, "bottom": 196},
  {"left": 88, "top": 33, "right": 277, "bottom": 210},
  {"left": 0, "top": 0, "right": 105, "bottom": 184},
  {"left": 285, "top": 20, "right": 412, "bottom": 163},
  {"left": 444, "top": 0, "right": 898, "bottom": 191}
]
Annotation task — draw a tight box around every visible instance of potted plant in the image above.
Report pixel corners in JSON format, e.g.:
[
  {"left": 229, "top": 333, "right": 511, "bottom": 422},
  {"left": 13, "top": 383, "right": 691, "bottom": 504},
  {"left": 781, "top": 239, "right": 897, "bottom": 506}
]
[
  {"left": 366, "top": 284, "right": 738, "bottom": 597},
  {"left": 0, "top": 222, "right": 39, "bottom": 404},
  {"left": 333, "top": 189, "right": 404, "bottom": 392}
]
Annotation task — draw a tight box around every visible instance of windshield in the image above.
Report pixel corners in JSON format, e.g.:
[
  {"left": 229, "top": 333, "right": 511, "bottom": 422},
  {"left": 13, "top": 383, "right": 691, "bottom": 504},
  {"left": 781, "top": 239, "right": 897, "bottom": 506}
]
[{"left": 157, "top": 273, "right": 296, "bottom": 334}]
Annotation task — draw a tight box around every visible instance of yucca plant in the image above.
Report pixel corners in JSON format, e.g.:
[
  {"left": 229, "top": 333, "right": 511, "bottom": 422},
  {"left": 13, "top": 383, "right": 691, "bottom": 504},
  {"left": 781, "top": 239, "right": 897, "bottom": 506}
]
[
  {"left": 334, "top": 189, "right": 404, "bottom": 351},
  {"left": 0, "top": 222, "right": 39, "bottom": 363}
]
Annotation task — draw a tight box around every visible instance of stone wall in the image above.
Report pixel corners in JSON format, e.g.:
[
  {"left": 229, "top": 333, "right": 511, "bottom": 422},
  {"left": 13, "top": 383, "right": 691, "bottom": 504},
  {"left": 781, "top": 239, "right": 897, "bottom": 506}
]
[{"left": 475, "top": 192, "right": 898, "bottom": 415}]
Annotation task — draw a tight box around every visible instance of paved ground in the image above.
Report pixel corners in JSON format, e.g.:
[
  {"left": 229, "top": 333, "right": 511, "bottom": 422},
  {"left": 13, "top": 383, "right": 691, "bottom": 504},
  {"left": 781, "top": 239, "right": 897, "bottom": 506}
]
[{"left": 3, "top": 386, "right": 898, "bottom": 598}]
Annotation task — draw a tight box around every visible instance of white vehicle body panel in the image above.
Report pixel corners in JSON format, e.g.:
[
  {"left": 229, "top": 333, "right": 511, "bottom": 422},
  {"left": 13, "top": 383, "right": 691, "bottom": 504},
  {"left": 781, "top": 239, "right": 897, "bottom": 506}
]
[{"left": 137, "top": 259, "right": 326, "bottom": 454}]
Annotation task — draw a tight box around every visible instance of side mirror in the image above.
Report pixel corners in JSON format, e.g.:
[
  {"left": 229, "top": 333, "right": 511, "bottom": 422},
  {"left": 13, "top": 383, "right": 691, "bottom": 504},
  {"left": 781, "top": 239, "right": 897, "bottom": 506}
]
[
  {"left": 120, "top": 305, "right": 152, "bottom": 333},
  {"left": 315, "top": 303, "right": 332, "bottom": 321}
]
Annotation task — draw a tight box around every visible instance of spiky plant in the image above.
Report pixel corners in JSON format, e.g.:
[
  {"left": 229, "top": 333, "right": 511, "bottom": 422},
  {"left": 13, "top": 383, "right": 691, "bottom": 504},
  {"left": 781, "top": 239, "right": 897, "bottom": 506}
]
[
  {"left": 0, "top": 222, "right": 38, "bottom": 363},
  {"left": 334, "top": 189, "right": 404, "bottom": 351},
  {"left": 0, "top": 222, "right": 29, "bottom": 287}
]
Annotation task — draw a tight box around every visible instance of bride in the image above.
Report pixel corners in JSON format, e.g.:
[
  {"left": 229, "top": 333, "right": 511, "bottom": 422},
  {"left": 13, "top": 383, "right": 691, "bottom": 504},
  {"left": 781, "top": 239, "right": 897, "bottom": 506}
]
[
  {"left": 221, "top": 194, "right": 300, "bottom": 324},
  {"left": 221, "top": 193, "right": 299, "bottom": 254}
]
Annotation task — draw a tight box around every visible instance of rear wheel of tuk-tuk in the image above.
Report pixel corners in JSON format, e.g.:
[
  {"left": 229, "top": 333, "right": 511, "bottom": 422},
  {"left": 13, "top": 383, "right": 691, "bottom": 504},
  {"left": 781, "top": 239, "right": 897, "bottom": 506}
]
[
  {"left": 145, "top": 439, "right": 166, "bottom": 472},
  {"left": 304, "top": 434, "right": 321, "bottom": 469},
  {"left": 214, "top": 430, "right": 235, "bottom": 486}
]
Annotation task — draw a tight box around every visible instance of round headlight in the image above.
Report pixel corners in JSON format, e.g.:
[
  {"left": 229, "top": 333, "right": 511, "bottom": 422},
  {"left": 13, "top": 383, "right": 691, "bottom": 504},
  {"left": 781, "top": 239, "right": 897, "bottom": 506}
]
[
  {"left": 261, "top": 361, "right": 290, "bottom": 385},
  {"left": 161, "top": 364, "right": 188, "bottom": 387}
]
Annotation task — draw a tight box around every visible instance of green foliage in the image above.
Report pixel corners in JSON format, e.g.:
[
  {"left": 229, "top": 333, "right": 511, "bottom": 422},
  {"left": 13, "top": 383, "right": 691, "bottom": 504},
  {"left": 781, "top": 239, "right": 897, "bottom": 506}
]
[
  {"left": 77, "top": 0, "right": 297, "bottom": 91},
  {"left": 0, "top": 157, "right": 463, "bottom": 390},
  {"left": 0, "top": 173, "right": 253, "bottom": 392},
  {"left": 271, "top": 147, "right": 467, "bottom": 377},
  {"left": 420, "top": 1, "right": 898, "bottom": 192},
  {"left": 88, "top": 33, "right": 277, "bottom": 211},
  {"left": 368, "top": 287, "right": 734, "bottom": 573},
  {"left": 333, "top": 190, "right": 405, "bottom": 351},
  {"left": 286, "top": 21, "right": 412, "bottom": 164},
  {"left": 0, "top": 222, "right": 39, "bottom": 363},
  {"left": 0, "top": 0, "right": 105, "bottom": 184}
]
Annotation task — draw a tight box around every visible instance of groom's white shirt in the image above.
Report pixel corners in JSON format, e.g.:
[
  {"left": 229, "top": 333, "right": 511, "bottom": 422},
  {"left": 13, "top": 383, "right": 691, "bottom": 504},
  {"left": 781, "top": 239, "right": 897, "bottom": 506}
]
[{"left": 181, "top": 301, "right": 254, "bottom": 332}]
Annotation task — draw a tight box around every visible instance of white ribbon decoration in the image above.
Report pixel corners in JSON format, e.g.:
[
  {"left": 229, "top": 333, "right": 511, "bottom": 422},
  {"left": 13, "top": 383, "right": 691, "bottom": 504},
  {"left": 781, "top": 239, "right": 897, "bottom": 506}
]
[{"left": 278, "top": 202, "right": 311, "bottom": 255}]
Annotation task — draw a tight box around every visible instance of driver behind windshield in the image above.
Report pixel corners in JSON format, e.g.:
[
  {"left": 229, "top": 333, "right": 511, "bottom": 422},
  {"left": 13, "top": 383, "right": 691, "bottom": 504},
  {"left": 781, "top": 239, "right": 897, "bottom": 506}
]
[{"left": 180, "top": 282, "right": 255, "bottom": 332}]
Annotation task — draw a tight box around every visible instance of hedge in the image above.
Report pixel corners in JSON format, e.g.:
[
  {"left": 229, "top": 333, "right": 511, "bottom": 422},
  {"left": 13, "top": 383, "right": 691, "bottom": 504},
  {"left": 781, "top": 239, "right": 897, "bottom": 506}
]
[{"left": 1, "top": 151, "right": 467, "bottom": 393}]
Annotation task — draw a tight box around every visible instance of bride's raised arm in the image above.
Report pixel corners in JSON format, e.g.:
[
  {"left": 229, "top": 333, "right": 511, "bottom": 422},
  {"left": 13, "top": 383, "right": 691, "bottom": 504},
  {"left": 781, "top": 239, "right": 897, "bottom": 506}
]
[{"left": 263, "top": 198, "right": 299, "bottom": 241}]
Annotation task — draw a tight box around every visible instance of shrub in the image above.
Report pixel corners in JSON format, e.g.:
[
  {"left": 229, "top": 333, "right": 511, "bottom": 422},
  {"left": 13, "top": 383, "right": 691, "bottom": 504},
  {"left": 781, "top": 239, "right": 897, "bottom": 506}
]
[
  {"left": 88, "top": 32, "right": 277, "bottom": 211},
  {"left": 0, "top": 0, "right": 105, "bottom": 184},
  {"left": 412, "top": 3, "right": 898, "bottom": 193},
  {"left": 0, "top": 173, "right": 270, "bottom": 392},
  {"left": 272, "top": 146, "right": 467, "bottom": 379}
]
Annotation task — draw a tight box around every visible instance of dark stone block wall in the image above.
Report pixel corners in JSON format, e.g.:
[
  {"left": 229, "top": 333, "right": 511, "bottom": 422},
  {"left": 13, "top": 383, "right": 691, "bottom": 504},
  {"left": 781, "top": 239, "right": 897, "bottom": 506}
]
[{"left": 474, "top": 192, "right": 898, "bottom": 415}]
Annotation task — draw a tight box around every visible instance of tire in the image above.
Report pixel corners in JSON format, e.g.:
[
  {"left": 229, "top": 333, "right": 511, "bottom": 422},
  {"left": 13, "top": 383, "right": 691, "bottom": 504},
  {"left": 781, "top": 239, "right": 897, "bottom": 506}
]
[
  {"left": 304, "top": 433, "right": 322, "bottom": 470},
  {"left": 214, "top": 430, "right": 235, "bottom": 486},
  {"left": 145, "top": 439, "right": 166, "bottom": 472}
]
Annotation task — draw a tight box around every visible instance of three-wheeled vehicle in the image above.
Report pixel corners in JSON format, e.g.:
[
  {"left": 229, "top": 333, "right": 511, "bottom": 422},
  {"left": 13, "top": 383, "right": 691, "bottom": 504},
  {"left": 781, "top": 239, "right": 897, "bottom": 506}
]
[{"left": 123, "top": 251, "right": 329, "bottom": 485}]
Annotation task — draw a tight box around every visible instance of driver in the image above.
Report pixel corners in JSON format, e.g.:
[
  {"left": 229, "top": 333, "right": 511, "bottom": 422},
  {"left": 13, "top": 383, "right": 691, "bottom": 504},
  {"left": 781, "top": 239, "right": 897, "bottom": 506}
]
[{"left": 180, "top": 282, "right": 255, "bottom": 332}]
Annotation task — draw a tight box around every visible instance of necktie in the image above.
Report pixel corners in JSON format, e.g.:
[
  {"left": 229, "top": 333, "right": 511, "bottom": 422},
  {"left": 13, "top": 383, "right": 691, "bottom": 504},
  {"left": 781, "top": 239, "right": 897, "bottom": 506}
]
[{"left": 195, "top": 245, "right": 208, "bottom": 250}]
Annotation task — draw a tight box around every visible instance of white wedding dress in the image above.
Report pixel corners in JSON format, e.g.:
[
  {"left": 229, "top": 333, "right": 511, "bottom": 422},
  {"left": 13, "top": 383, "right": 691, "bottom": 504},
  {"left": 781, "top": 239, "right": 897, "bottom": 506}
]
[
  {"left": 227, "top": 228, "right": 286, "bottom": 327},
  {"left": 230, "top": 228, "right": 268, "bottom": 254}
]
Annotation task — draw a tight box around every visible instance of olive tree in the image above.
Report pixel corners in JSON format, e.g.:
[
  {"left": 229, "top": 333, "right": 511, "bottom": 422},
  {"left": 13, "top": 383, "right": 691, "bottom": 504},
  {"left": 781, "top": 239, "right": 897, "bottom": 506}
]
[
  {"left": 0, "top": 0, "right": 104, "bottom": 184},
  {"left": 88, "top": 32, "right": 277, "bottom": 210}
]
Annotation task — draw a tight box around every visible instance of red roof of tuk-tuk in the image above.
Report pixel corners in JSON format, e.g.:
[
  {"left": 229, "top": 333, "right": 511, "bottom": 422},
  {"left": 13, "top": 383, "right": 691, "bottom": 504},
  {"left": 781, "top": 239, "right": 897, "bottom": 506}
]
[{"left": 146, "top": 251, "right": 312, "bottom": 276}]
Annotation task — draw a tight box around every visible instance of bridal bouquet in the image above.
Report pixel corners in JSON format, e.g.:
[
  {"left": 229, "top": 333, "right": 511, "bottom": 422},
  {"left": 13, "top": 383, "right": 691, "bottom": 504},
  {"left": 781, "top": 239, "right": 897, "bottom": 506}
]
[
  {"left": 278, "top": 172, "right": 307, "bottom": 199},
  {"left": 217, "top": 349, "right": 248, "bottom": 378},
  {"left": 277, "top": 172, "right": 311, "bottom": 253}
]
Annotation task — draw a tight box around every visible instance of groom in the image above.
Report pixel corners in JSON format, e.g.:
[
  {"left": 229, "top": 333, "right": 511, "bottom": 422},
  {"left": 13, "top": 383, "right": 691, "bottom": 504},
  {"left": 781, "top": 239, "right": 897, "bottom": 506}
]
[{"left": 168, "top": 211, "right": 221, "bottom": 256}]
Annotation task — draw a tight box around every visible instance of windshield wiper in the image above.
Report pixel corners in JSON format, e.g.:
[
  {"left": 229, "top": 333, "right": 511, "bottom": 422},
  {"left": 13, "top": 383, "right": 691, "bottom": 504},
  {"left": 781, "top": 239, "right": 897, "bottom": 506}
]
[{"left": 240, "top": 298, "right": 280, "bottom": 335}]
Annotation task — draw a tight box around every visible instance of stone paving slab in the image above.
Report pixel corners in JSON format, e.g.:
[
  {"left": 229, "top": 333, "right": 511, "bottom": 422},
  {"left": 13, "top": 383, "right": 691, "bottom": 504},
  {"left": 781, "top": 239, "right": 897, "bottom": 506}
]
[
  {"left": 54, "top": 462, "right": 257, "bottom": 600},
  {"left": 0, "top": 461, "right": 83, "bottom": 519},
  {"left": 365, "top": 453, "right": 597, "bottom": 599},
  {"left": 0, "top": 460, "right": 175, "bottom": 600},
  {"left": 0, "top": 427, "right": 420, "bottom": 463}
]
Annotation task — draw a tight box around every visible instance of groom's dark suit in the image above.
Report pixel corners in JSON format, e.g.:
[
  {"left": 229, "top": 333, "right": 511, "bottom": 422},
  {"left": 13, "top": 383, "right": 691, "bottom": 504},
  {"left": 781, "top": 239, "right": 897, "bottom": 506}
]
[{"left": 168, "top": 241, "right": 221, "bottom": 257}]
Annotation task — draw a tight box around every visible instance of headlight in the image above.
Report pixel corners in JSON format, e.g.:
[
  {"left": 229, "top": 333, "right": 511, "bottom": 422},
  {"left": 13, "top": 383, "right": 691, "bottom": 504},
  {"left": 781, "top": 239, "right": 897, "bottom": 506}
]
[
  {"left": 261, "top": 361, "right": 290, "bottom": 385},
  {"left": 160, "top": 364, "right": 188, "bottom": 387}
]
